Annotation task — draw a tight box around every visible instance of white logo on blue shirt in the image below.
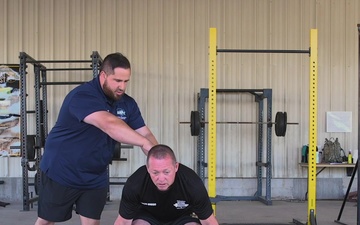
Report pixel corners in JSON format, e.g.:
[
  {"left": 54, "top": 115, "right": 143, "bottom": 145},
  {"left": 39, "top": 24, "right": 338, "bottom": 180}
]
[{"left": 116, "top": 108, "right": 126, "bottom": 120}]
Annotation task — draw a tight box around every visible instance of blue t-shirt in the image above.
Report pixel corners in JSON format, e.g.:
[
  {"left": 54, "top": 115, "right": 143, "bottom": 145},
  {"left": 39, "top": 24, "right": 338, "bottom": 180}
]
[
  {"left": 115, "top": 94, "right": 145, "bottom": 130},
  {"left": 40, "top": 76, "right": 121, "bottom": 189}
]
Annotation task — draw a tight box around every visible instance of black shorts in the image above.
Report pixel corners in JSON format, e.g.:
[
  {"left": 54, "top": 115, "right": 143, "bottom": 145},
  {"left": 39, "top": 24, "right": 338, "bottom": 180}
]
[
  {"left": 37, "top": 171, "right": 108, "bottom": 222},
  {"left": 133, "top": 210, "right": 201, "bottom": 225}
]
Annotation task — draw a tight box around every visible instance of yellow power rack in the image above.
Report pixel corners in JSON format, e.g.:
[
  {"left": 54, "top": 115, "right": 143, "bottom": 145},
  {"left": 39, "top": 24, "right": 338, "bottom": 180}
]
[
  {"left": 208, "top": 28, "right": 217, "bottom": 213},
  {"left": 307, "top": 29, "right": 319, "bottom": 225},
  {"left": 208, "top": 28, "right": 318, "bottom": 223}
]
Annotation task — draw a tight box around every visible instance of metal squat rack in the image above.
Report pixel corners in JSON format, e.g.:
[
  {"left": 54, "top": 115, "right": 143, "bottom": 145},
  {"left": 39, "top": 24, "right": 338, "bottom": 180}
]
[
  {"left": 19, "top": 51, "right": 102, "bottom": 211},
  {"left": 196, "top": 88, "right": 273, "bottom": 205}
]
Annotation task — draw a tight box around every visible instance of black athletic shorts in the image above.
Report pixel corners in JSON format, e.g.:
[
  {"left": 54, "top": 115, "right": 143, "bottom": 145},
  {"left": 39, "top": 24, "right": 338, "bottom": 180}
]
[
  {"left": 37, "top": 171, "right": 108, "bottom": 222},
  {"left": 132, "top": 210, "right": 201, "bottom": 225}
]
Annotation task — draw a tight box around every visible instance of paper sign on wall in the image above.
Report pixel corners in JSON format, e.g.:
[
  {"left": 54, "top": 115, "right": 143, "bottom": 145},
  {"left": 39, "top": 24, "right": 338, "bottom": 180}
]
[{"left": 326, "top": 111, "right": 352, "bottom": 132}]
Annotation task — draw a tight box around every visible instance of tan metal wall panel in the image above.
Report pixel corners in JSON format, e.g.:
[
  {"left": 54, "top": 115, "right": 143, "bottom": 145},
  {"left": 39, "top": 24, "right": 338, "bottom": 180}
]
[
  {"left": 0, "top": 0, "right": 359, "bottom": 180},
  {"left": 344, "top": 0, "right": 359, "bottom": 153}
]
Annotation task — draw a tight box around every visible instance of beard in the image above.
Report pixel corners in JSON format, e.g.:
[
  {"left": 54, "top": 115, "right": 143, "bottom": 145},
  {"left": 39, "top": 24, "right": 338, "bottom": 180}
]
[{"left": 103, "top": 79, "right": 123, "bottom": 101}]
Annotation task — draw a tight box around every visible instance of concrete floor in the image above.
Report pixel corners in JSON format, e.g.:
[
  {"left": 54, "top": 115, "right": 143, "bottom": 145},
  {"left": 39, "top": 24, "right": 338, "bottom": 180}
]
[{"left": 0, "top": 199, "right": 357, "bottom": 225}]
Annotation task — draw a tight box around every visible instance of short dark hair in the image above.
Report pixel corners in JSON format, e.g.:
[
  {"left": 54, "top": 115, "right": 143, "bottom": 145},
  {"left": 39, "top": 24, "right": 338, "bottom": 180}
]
[
  {"left": 147, "top": 144, "right": 177, "bottom": 165},
  {"left": 100, "top": 52, "right": 131, "bottom": 75}
]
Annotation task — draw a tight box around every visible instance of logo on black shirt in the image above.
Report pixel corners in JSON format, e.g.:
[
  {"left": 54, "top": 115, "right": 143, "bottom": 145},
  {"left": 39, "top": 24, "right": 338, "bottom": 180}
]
[
  {"left": 141, "top": 202, "right": 156, "bottom": 206},
  {"left": 173, "top": 200, "right": 188, "bottom": 209}
]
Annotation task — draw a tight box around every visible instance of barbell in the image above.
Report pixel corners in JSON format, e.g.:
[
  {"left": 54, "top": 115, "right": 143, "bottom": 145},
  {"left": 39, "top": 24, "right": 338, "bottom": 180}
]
[{"left": 179, "top": 111, "right": 298, "bottom": 137}]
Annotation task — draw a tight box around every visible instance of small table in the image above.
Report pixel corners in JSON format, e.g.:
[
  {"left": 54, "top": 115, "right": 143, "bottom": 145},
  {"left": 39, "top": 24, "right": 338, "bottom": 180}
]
[{"left": 299, "top": 163, "right": 355, "bottom": 176}]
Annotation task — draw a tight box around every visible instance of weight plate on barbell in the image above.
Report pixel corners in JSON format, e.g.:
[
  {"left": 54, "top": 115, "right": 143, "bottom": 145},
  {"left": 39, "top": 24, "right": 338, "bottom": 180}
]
[
  {"left": 190, "top": 111, "right": 201, "bottom": 136},
  {"left": 275, "top": 111, "right": 287, "bottom": 137},
  {"left": 27, "top": 135, "right": 36, "bottom": 160}
]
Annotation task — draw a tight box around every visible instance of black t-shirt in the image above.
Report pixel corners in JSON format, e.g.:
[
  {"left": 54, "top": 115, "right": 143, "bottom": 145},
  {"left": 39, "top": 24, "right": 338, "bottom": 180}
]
[{"left": 119, "top": 164, "right": 213, "bottom": 222}]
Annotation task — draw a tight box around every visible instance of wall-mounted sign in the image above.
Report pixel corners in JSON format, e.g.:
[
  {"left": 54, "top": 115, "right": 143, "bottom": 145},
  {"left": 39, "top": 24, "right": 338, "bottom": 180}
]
[
  {"left": 326, "top": 111, "right": 352, "bottom": 133},
  {"left": 0, "top": 65, "right": 20, "bottom": 157}
]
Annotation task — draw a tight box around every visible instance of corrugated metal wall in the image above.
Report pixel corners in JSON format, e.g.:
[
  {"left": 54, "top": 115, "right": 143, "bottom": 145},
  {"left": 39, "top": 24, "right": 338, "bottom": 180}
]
[{"left": 0, "top": 0, "right": 359, "bottom": 179}]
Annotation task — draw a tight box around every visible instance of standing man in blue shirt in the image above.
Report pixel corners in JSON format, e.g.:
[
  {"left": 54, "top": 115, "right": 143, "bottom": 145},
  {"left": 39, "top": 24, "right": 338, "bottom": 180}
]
[{"left": 35, "top": 52, "right": 158, "bottom": 225}]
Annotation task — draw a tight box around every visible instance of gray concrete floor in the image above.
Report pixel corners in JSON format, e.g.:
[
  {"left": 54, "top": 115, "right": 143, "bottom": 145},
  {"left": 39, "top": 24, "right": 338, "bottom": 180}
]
[{"left": 0, "top": 199, "right": 357, "bottom": 225}]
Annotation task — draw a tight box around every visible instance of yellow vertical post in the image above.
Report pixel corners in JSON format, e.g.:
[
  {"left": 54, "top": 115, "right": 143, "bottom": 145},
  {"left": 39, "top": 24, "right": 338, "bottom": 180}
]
[
  {"left": 308, "top": 29, "right": 318, "bottom": 225},
  {"left": 208, "top": 28, "right": 217, "bottom": 212}
]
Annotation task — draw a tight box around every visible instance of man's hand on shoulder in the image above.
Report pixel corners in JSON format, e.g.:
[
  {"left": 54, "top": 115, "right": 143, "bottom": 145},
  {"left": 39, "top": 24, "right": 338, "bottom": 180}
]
[{"left": 141, "top": 139, "right": 155, "bottom": 156}]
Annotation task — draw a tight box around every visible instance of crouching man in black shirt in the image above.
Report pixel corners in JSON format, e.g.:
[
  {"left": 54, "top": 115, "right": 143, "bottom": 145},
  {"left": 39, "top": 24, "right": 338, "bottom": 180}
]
[{"left": 114, "top": 144, "right": 219, "bottom": 225}]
